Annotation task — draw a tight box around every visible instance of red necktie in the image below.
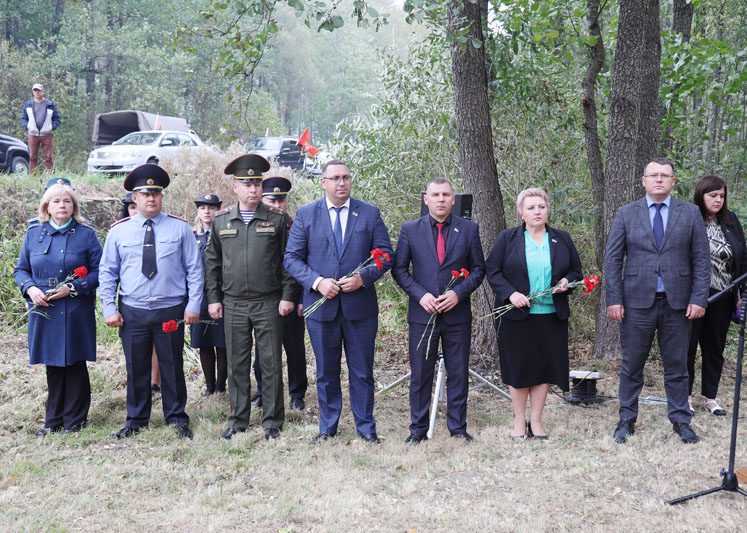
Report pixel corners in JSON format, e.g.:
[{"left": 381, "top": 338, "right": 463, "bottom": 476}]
[{"left": 436, "top": 222, "right": 446, "bottom": 264}]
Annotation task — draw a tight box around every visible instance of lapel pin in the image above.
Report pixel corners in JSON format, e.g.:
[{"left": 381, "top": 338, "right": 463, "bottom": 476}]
[
  {"left": 352, "top": 211, "right": 359, "bottom": 217},
  {"left": 551, "top": 238, "right": 557, "bottom": 243},
  {"left": 454, "top": 228, "right": 459, "bottom": 232}
]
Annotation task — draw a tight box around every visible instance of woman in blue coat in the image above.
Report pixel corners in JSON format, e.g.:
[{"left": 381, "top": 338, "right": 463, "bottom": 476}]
[{"left": 14, "top": 183, "right": 102, "bottom": 435}]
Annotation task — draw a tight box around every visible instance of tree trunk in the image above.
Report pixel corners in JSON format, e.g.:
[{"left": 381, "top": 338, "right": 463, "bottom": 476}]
[
  {"left": 660, "top": 0, "right": 693, "bottom": 153},
  {"left": 582, "top": 0, "right": 606, "bottom": 273},
  {"left": 592, "top": 0, "right": 659, "bottom": 359},
  {"left": 633, "top": 0, "right": 661, "bottom": 183},
  {"left": 447, "top": 0, "right": 506, "bottom": 366}
]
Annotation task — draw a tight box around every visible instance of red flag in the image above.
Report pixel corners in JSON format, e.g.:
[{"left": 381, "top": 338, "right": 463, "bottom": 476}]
[{"left": 297, "top": 127, "right": 310, "bottom": 147}]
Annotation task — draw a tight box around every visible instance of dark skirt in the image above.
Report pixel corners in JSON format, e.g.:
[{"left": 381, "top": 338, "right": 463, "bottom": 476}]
[
  {"left": 189, "top": 298, "right": 226, "bottom": 349},
  {"left": 496, "top": 313, "right": 569, "bottom": 391}
]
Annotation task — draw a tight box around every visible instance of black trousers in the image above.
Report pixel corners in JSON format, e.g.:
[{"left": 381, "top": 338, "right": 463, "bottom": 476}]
[
  {"left": 687, "top": 288, "right": 733, "bottom": 398},
  {"left": 253, "top": 311, "right": 308, "bottom": 400},
  {"left": 45, "top": 361, "right": 90, "bottom": 430},
  {"left": 119, "top": 302, "right": 189, "bottom": 429},
  {"left": 408, "top": 319, "right": 471, "bottom": 437}
]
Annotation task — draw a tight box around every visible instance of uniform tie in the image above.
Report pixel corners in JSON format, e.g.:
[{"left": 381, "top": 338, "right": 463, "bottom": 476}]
[
  {"left": 436, "top": 222, "right": 446, "bottom": 264},
  {"left": 333, "top": 206, "right": 344, "bottom": 256},
  {"left": 653, "top": 203, "right": 664, "bottom": 249},
  {"left": 142, "top": 219, "right": 157, "bottom": 279}
]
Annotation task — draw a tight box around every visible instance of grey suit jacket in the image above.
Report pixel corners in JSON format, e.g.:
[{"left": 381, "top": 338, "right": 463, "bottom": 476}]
[{"left": 604, "top": 197, "right": 710, "bottom": 310}]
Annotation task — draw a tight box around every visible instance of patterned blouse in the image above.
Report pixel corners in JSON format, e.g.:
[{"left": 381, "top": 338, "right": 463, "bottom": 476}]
[{"left": 706, "top": 219, "right": 733, "bottom": 290}]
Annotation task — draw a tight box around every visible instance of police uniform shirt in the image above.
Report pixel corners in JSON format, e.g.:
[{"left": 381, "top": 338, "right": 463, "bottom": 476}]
[{"left": 99, "top": 212, "right": 203, "bottom": 317}]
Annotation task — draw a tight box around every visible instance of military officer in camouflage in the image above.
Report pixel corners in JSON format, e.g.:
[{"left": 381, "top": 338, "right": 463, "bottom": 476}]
[{"left": 205, "top": 154, "right": 298, "bottom": 441}]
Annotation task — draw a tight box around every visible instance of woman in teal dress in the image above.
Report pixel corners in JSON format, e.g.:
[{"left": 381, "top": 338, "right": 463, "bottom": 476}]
[{"left": 486, "top": 188, "right": 582, "bottom": 440}]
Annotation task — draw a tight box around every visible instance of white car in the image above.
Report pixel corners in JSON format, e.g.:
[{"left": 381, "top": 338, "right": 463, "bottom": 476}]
[{"left": 87, "top": 130, "right": 204, "bottom": 174}]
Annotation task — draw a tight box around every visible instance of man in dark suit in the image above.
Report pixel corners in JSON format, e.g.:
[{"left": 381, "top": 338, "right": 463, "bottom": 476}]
[
  {"left": 605, "top": 157, "right": 710, "bottom": 444},
  {"left": 392, "top": 178, "right": 485, "bottom": 444},
  {"left": 284, "top": 160, "right": 393, "bottom": 444}
]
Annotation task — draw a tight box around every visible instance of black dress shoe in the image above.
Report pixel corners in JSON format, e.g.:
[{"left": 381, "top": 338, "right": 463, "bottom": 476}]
[
  {"left": 175, "top": 424, "right": 193, "bottom": 440},
  {"left": 35, "top": 426, "right": 63, "bottom": 437},
  {"left": 264, "top": 427, "right": 281, "bottom": 440},
  {"left": 404, "top": 433, "right": 426, "bottom": 445},
  {"left": 358, "top": 432, "right": 381, "bottom": 444},
  {"left": 451, "top": 432, "right": 476, "bottom": 443},
  {"left": 673, "top": 422, "right": 699, "bottom": 444},
  {"left": 310, "top": 432, "right": 334, "bottom": 445},
  {"left": 114, "top": 426, "right": 141, "bottom": 439},
  {"left": 221, "top": 427, "right": 246, "bottom": 440},
  {"left": 613, "top": 420, "right": 635, "bottom": 443},
  {"left": 289, "top": 398, "right": 305, "bottom": 411},
  {"left": 64, "top": 422, "right": 87, "bottom": 434},
  {"left": 250, "top": 394, "right": 263, "bottom": 408}
]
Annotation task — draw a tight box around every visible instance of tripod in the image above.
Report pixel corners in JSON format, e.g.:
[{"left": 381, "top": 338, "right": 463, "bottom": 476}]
[
  {"left": 377, "top": 352, "right": 510, "bottom": 439},
  {"left": 667, "top": 274, "right": 747, "bottom": 505}
]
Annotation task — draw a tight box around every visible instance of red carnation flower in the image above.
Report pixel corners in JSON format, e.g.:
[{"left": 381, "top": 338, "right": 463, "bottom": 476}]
[
  {"left": 162, "top": 320, "right": 179, "bottom": 333},
  {"left": 374, "top": 257, "right": 384, "bottom": 270},
  {"left": 582, "top": 275, "right": 601, "bottom": 294},
  {"left": 382, "top": 252, "right": 391, "bottom": 262},
  {"left": 460, "top": 268, "right": 469, "bottom": 278},
  {"left": 73, "top": 266, "right": 89, "bottom": 278},
  {"left": 451, "top": 270, "right": 460, "bottom": 278}
]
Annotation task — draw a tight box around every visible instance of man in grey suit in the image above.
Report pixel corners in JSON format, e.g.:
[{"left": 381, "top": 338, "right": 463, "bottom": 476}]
[{"left": 605, "top": 157, "right": 710, "bottom": 444}]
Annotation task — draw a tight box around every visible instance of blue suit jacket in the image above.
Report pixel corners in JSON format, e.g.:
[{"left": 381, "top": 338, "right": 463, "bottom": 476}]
[
  {"left": 486, "top": 225, "right": 583, "bottom": 321},
  {"left": 284, "top": 196, "right": 393, "bottom": 321},
  {"left": 392, "top": 215, "right": 485, "bottom": 325}
]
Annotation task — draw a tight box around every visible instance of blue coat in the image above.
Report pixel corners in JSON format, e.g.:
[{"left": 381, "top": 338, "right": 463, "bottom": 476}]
[
  {"left": 284, "top": 196, "right": 393, "bottom": 321},
  {"left": 14, "top": 220, "right": 102, "bottom": 366}
]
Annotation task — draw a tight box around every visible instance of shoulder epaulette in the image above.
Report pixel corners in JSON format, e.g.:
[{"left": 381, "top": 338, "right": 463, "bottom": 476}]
[
  {"left": 167, "top": 213, "right": 188, "bottom": 223},
  {"left": 110, "top": 216, "right": 130, "bottom": 228},
  {"left": 265, "top": 205, "right": 283, "bottom": 215},
  {"left": 215, "top": 208, "right": 231, "bottom": 216},
  {"left": 27, "top": 217, "right": 40, "bottom": 227}
]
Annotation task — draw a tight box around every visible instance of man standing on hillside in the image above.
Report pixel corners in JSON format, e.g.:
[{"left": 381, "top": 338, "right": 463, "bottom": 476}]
[
  {"left": 605, "top": 157, "right": 710, "bottom": 444},
  {"left": 21, "top": 83, "right": 61, "bottom": 172}
]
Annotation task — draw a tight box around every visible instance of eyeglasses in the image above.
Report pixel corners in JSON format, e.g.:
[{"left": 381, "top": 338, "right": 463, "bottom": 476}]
[
  {"left": 323, "top": 175, "right": 352, "bottom": 184},
  {"left": 644, "top": 173, "right": 674, "bottom": 180}
]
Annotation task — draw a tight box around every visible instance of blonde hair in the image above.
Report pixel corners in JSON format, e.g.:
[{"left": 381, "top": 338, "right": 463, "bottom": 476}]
[
  {"left": 38, "top": 184, "right": 86, "bottom": 223},
  {"left": 516, "top": 188, "right": 551, "bottom": 217}
]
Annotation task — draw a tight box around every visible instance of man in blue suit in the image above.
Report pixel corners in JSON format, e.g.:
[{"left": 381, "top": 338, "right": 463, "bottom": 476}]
[
  {"left": 284, "top": 160, "right": 393, "bottom": 444},
  {"left": 392, "top": 178, "right": 485, "bottom": 444}
]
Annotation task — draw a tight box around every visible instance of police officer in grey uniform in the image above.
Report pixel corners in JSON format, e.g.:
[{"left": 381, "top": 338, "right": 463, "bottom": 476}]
[
  {"left": 205, "top": 155, "right": 298, "bottom": 441},
  {"left": 99, "top": 164, "right": 203, "bottom": 440}
]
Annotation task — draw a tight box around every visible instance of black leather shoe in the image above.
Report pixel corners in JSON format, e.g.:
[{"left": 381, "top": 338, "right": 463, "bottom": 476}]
[
  {"left": 175, "top": 424, "right": 193, "bottom": 440},
  {"left": 220, "top": 427, "right": 246, "bottom": 440},
  {"left": 35, "top": 426, "right": 62, "bottom": 437},
  {"left": 64, "top": 422, "right": 86, "bottom": 434},
  {"left": 673, "top": 422, "right": 699, "bottom": 444},
  {"left": 310, "top": 432, "right": 333, "bottom": 445},
  {"left": 451, "top": 432, "right": 475, "bottom": 443},
  {"left": 250, "top": 394, "right": 262, "bottom": 408},
  {"left": 404, "top": 433, "right": 426, "bottom": 445},
  {"left": 114, "top": 426, "right": 141, "bottom": 439},
  {"left": 264, "top": 427, "right": 281, "bottom": 440},
  {"left": 358, "top": 432, "right": 381, "bottom": 444},
  {"left": 289, "top": 398, "right": 305, "bottom": 411},
  {"left": 613, "top": 420, "right": 635, "bottom": 443}
]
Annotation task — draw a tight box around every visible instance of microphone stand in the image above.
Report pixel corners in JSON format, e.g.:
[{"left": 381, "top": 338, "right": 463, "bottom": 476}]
[{"left": 667, "top": 271, "right": 747, "bottom": 504}]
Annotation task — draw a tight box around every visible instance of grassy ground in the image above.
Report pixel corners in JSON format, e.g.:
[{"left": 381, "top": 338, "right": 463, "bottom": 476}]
[{"left": 1, "top": 321, "right": 745, "bottom": 532}]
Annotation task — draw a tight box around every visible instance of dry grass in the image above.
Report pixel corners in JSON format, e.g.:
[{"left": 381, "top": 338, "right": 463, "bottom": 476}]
[{"left": 1, "top": 319, "right": 746, "bottom": 532}]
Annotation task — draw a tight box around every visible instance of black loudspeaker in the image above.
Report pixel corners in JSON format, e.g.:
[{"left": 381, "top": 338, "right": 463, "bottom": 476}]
[{"left": 420, "top": 193, "right": 473, "bottom": 220}]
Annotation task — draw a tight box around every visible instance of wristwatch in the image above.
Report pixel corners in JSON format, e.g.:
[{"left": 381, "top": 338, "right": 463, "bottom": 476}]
[{"left": 65, "top": 282, "right": 78, "bottom": 297}]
